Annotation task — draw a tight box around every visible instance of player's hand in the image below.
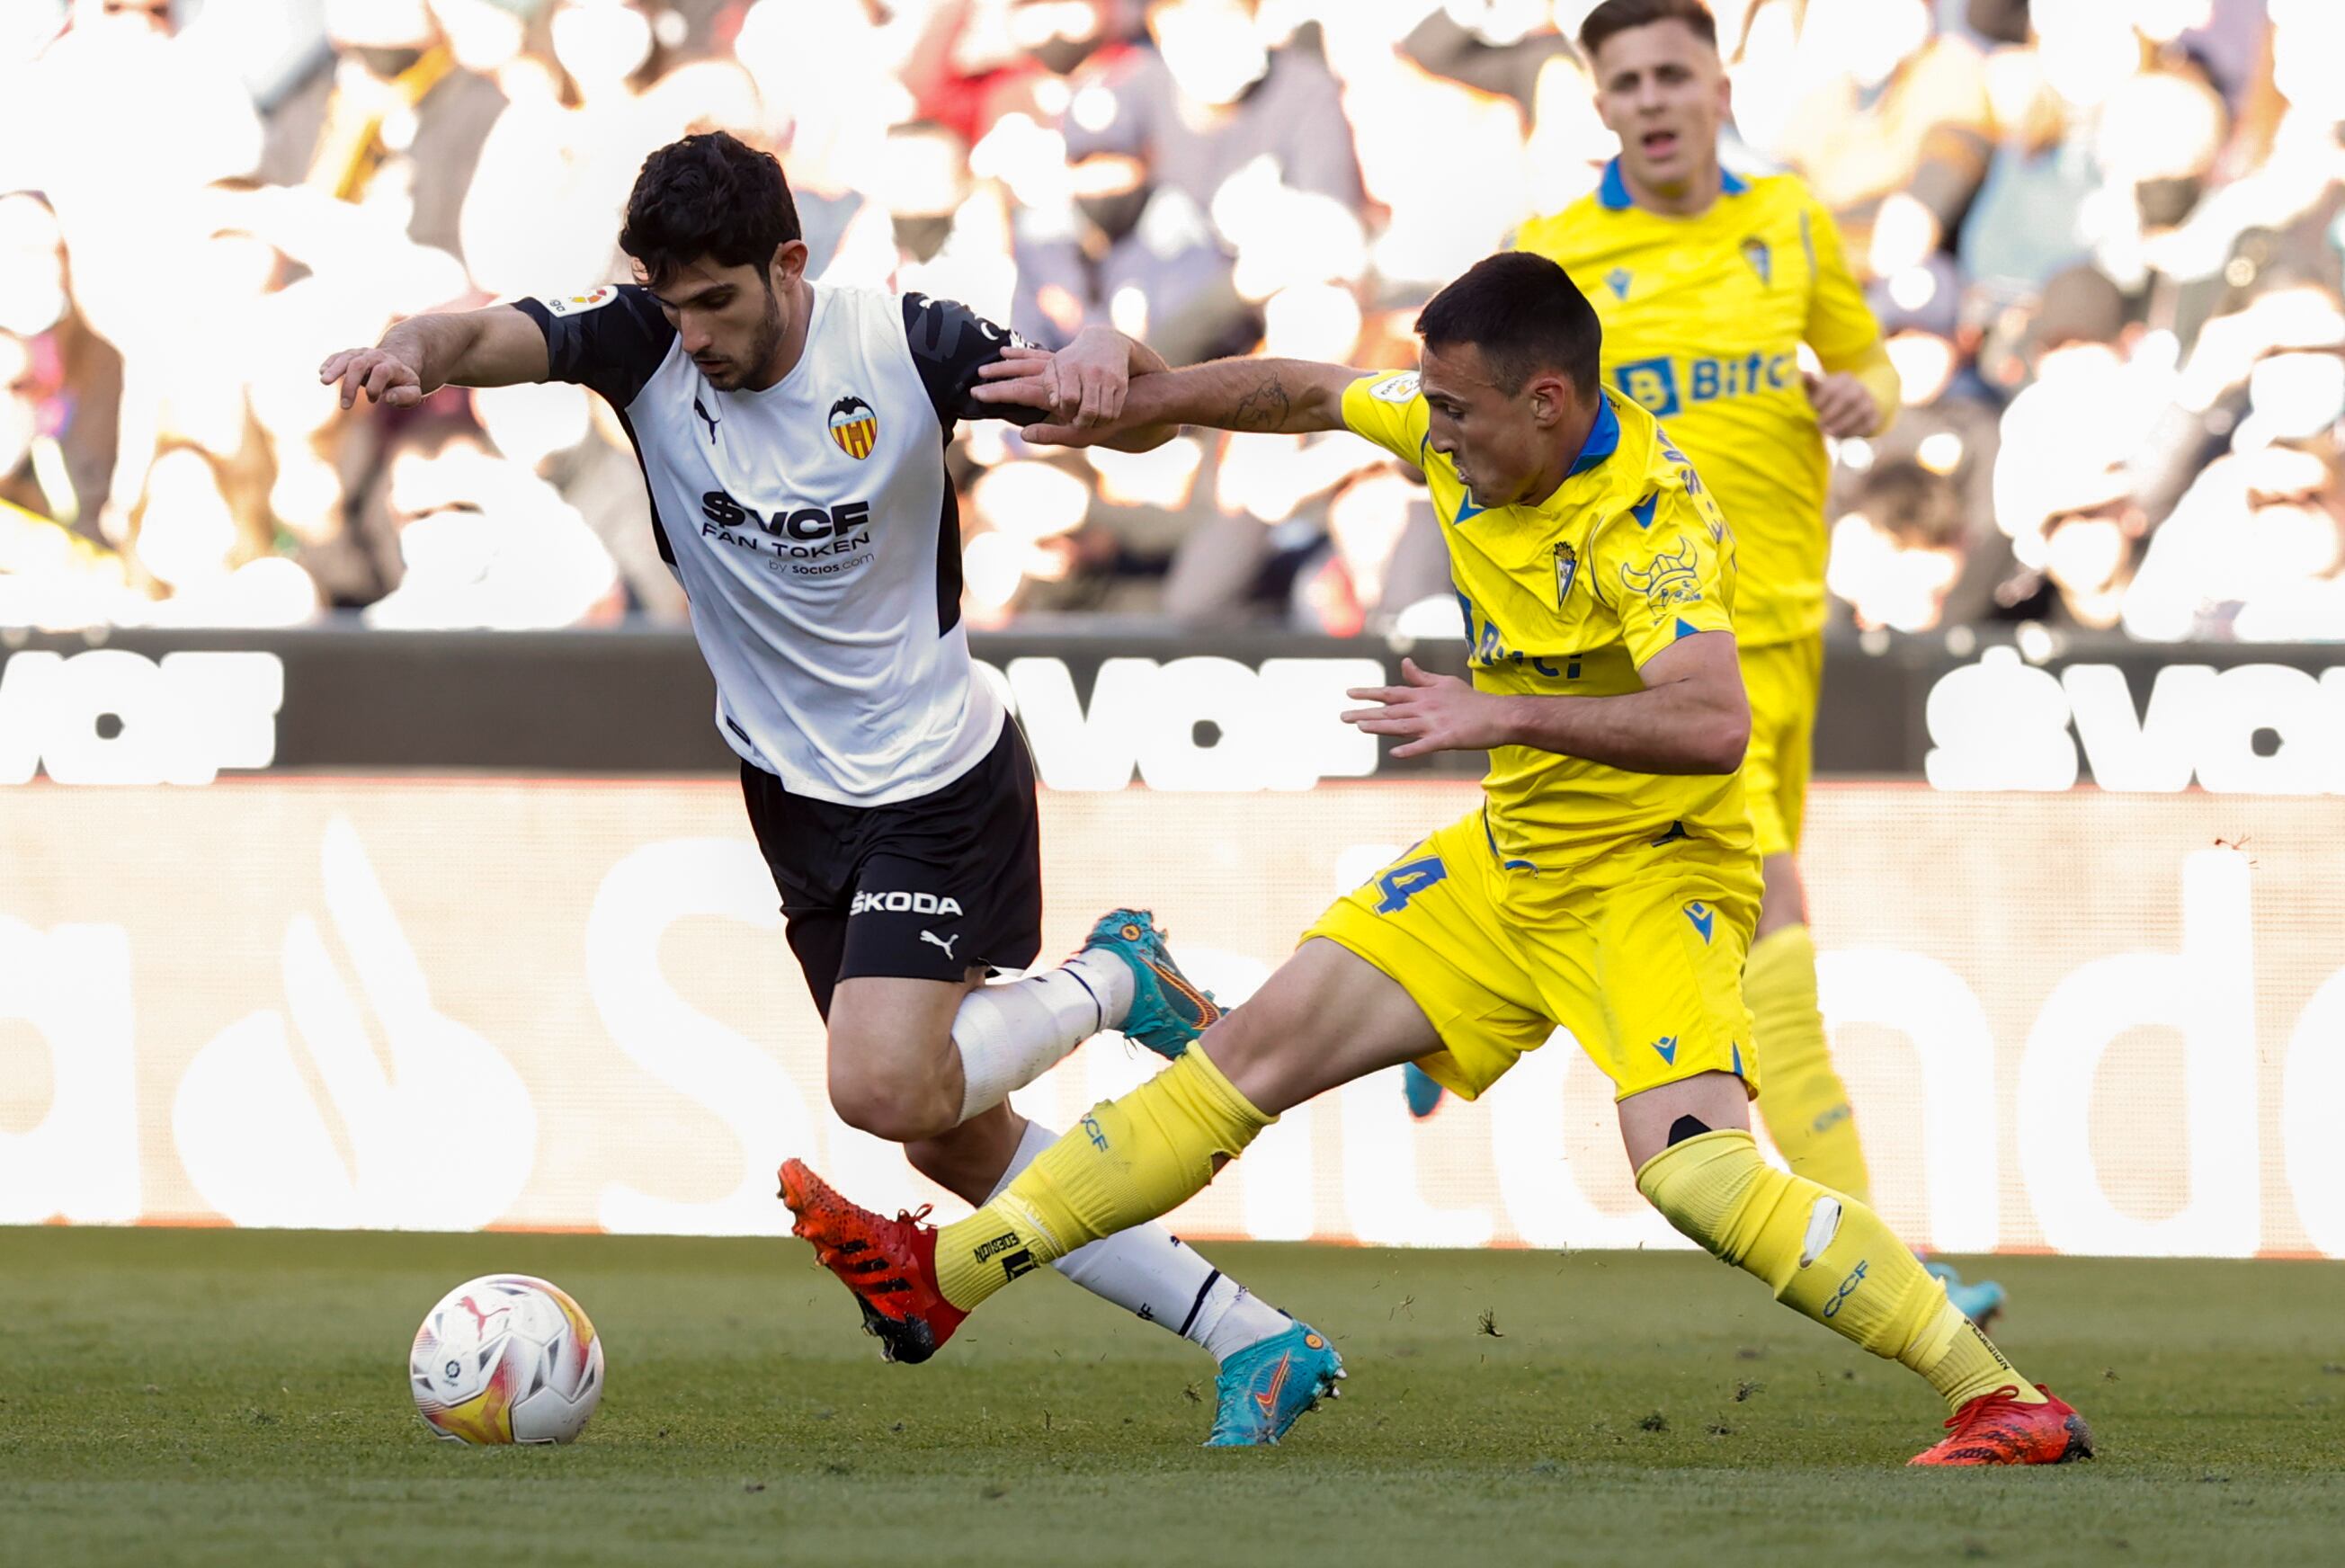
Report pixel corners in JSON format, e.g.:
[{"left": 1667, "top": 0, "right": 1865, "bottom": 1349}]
[
  {"left": 974, "top": 329, "right": 1128, "bottom": 427},
  {"left": 1048, "top": 325, "right": 1130, "bottom": 427},
  {"left": 319, "top": 345, "right": 425, "bottom": 410},
  {"left": 974, "top": 346, "right": 1117, "bottom": 447},
  {"left": 1340, "top": 657, "right": 1509, "bottom": 759},
  {"left": 1803, "top": 370, "right": 1881, "bottom": 439},
  {"left": 974, "top": 343, "right": 1062, "bottom": 413}
]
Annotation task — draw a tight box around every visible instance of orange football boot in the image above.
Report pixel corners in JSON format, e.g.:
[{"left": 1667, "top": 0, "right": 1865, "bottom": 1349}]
[
  {"left": 779, "top": 1159, "right": 967, "bottom": 1365},
  {"left": 1909, "top": 1385, "right": 2096, "bottom": 1466}
]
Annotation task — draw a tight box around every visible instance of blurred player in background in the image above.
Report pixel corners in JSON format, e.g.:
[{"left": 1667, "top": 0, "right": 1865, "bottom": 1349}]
[
  {"left": 318, "top": 130, "right": 1324, "bottom": 1446},
  {"left": 1497, "top": 0, "right": 2004, "bottom": 1321},
  {"left": 779, "top": 252, "right": 2092, "bottom": 1466}
]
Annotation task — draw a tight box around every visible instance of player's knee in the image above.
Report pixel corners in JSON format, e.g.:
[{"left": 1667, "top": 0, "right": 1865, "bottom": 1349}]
[
  {"left": 827, "top": 1066, "right": 957, "bottom": 1145},
  {"left": 1188, "top": 1005, "right": 1288, "bottom": 1109}
]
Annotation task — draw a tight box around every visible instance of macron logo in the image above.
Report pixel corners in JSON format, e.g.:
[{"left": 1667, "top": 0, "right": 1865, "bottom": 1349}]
[
  {"left": 1653, "top": 1035, "right": 1679, "bottom": 1065},
  {"left": 1683, "top": 903, "right": 1715, "bottom": 943}
]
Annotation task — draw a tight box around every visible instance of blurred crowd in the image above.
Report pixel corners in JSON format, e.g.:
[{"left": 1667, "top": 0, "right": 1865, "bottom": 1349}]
[{"left": 0, "top": 0, "right": 2340, "bottom": 641}]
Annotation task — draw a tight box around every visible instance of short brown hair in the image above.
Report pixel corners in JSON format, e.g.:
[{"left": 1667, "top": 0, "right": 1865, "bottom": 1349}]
[{"left": 1577, "top": 0, "right": 1719, "bottom": 59}]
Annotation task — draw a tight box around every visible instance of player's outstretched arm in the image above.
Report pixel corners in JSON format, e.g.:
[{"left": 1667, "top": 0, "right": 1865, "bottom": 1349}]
[
  {"left": 970, "top": 329, "right": 1167, "bottom": 441},
  {"left": 1342, "top": 636, "right": 1749, "bottom": 775},
  {"left": 318, "top": 306, "right": 551, "bottom": 410},
  {"left": 973, "top": 352, "right": 1362, "bottom": 447}
]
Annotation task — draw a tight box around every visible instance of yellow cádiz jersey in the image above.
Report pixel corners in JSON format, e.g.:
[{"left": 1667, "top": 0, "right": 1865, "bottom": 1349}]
[
  {"left": 1340, "top": 372, "right": 1752, "bottom": 873},
  {"left": 1516, "top": 163, "right": 1887, "bottom": 647}
]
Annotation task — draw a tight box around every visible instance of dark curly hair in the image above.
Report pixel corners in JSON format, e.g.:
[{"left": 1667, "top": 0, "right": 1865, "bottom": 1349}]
[{"left": 619, "top": 132, "right": 803, "bottom": 288}]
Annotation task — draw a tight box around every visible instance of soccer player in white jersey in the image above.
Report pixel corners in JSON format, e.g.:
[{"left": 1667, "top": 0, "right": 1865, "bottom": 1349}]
[{"left": 319, "top": 131, "right": 1334, "bottom": 1444}]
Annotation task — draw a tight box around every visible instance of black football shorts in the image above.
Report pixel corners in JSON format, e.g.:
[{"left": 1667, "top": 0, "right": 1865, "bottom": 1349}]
[{"left": 739, "top": 721, "right": 1044, "bottom": 1020}]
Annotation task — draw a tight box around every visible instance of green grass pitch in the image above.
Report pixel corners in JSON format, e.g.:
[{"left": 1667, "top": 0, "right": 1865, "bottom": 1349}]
[{"left": 4, "top": 1228, "right": 2341, "bottom": 1566}]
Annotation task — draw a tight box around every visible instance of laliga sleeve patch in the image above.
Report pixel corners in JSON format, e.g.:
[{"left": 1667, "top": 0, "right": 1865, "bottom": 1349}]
[
  {"left": 544, "top": 286, "right": 619, "bottom": 317},
  {"left": 1368, "top": 371, "right": 1421, "bottom": 404}
]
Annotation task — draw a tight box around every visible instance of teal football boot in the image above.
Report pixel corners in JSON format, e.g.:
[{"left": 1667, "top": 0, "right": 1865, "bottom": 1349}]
[
  {"left": 1926, "top": 1259, "right": 2009, "bottom": 1327},
  {"left": 1083, "top": 908, "right": 1222, "bottom": 1058},
  {"left": 1205, "top": 1321, "right": 1346, "bottom": 1446},
  {"left": 1402, "top": 1062, "right": 1448, "bottom": 1119}
]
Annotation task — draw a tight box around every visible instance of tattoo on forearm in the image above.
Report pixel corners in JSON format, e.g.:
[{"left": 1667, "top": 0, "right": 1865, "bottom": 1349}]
[{"left": 1230, "top": 372, "right": 1290, "bottom": 432}]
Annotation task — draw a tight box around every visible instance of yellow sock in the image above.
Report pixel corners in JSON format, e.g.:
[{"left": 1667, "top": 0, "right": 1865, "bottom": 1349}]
[
  {"left": 1636, "top": 1129, "right": 2042, "bottom": 1413},
  {"left": 1748, "top": 924, "right": 1872, "bottom": 1206},
  {"left": 934, "top": 1049, "right": 1271, "bottom": 1311}
]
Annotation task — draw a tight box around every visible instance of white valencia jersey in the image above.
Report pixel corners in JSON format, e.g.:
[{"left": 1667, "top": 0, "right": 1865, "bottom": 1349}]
[{"left": 514, "top": 281, "right": 1039, "bottom": 805}]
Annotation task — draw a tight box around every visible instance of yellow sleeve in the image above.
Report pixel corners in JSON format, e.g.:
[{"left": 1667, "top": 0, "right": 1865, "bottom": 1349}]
[
  {"left": 1339, "top": 371, "right": 1431, "bottom": 467},
  {"left": 1801, "top": 194, "right": 1900, "bottom": 432},
  {"left": 1801, "top": 195, "right": 1886, "bottom": 373},
  {"left": 1590, "top": 486, "right": 1737, "bottom": 670}
]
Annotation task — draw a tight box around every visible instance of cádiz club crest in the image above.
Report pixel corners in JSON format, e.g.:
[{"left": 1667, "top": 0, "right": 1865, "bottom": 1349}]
[{"left": 828, "top": 395, "right": 878, "bottom": 459}]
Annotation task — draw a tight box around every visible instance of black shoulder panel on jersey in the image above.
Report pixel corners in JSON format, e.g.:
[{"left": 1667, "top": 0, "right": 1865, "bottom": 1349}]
[
  {"left": 613, "top": 405, "right": 675, "bottom": 567},
  {"left": 933, "top": 465, "right": 964, "bottom": 637},
  {"left": 512, "top": 285, "right": 677, "bottom": 409},
  {"left": 900, "top": 292, "right": 1046, "bottom": 430}
]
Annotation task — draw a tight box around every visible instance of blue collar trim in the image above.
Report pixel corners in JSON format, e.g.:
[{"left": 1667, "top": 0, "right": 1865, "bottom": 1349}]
[
  {"left": 1598, "top": 158, "right": 1632, "bottom": 209},
  {"left": 1598, "top": 156, "right": 1746, "bottom": 210},
  {"left": 1566, "top": 395, "right": 1621, "bottom": 477}
]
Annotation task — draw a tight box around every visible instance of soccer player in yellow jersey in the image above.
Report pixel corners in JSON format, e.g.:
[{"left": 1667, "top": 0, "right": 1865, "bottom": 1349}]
[
  {"left": 775, "top": 253, "right": 2091, "bottom": 1466},
  {"left": 1505, "top": 0, "right": 2009, "bottom": 1319}
]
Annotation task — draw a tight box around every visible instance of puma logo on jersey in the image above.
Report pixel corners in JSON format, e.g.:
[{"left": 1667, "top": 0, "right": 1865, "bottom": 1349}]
[
  {"left": 921, "top": 929, "right": 959, "bottom": 959},
  {"left": 693, "top": 397, "right": 719, "bottom": 442}
]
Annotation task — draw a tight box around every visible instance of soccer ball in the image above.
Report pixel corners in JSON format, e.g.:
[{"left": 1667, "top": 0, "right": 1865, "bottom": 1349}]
[{"left": 409, "top": 1274, "right": 605, "bottom": 1445}]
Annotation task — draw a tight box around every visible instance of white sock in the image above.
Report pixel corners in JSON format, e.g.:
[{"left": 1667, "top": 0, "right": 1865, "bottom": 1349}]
[
  {"left": 952, "top": 950, "right": 1135, "bottom": 1124},
  {"left": 1064, "top": 947, "right": 1135, "bottom": 1029},
  {"left": 986, "top": 1118, "right": 1287, "bottom": 1363},
  {"left": 1190, "top": 1274, "right": 1293, "bottom": 1366}
]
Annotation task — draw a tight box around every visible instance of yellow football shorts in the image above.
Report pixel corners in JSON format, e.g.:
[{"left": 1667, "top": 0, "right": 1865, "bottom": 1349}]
[
  {"left": 1737, "top": 632, "right": 1823, "bottom": 860},
  {"left": 1304, "top": 808, "right": 1761, "bottom": 1103}
]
